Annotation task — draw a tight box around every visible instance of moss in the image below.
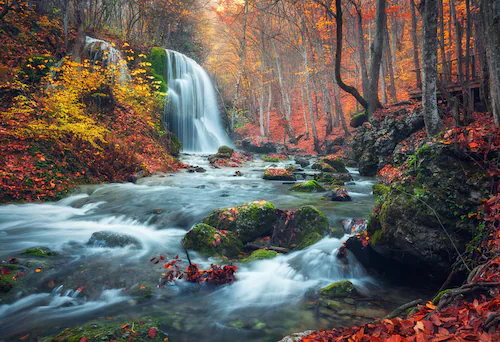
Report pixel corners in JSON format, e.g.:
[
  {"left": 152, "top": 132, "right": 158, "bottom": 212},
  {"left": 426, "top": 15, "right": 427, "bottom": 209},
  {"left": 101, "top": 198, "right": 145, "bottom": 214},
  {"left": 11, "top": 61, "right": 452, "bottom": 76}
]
[
  {"left": 319, "top": 280, "right": 358, "bottom": 298},
  {"left": 263, "top": 168, "right": 296, "bottom": 181},
  {"left": 21, "top": 247, "right": 56, "bottom": 257},
  {"left": 290, "top": 180, "right": 326, "bottom": 193},
  {"left": 217, "top": 145, "right": 234, "bottom": 158},
  {"left": 370, "top": 229, "right": 383, "bottom": 246},
  {"left": 183, "top": 223, "right": 243, "bottom": 257},
  {"left": 0, "top": 275, "right": 15, "bottom": 293},
  {"left": 286, "top": 165, "right": 297, "bottom": 172},
  {"left": 323, "top": 158, "right": 349, "bottom": 173},
  {"left": 150, "top": 47, "right": 168, "bottom": 93},
  {"left": 432, "top": 289, "right": 451, "bottom": 304},
  {"left": 372, "top": 184, "right": 389, "bottom": 197},
  {"left": 331, "top": 180, "right": 345, "bottom": 186},
  {"left": 350, "top": 112, "right": 368, "bottom": 128},
  {"left": 242, "top": 249, "right": 278, "bottom": 262},
  {"left": 42, "top": 317, "right": 166, "bottom": 342},
  {"left": 295, "top": 232, "right": 323, "bottom": 249}
]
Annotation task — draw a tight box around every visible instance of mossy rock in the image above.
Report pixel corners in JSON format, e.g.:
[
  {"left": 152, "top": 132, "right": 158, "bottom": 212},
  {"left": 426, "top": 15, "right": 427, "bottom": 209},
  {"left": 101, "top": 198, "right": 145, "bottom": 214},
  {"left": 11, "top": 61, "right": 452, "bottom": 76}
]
[
  {"left": 217, "top": 145, "right": 234, "bottom": 158},
  {"left": 42, "top": 317, "right": 167, "bottom": 342},
  {"left": 87, "top": 231, "right": 142, "bottom": 249},
  {"left": 290, "top": 180, "right": 326, "bottom": 193},
  {"left": 0, "top": 274, "right": 15, "bottom": 292},
  {"left": 150, "top": 47, "right": 168, "bottom": 93},
  {"left": 330, "top": 180, "right": 345, "bottom": 187},
  {"left": 280, "top": 206, "right": 330, "bottom": 249},
  {"left": 316, "top": 172, "right": 352, "bottom": 184},
  {"left": 263, "top": 168, "right": 296, "bottom": 181},
  {"left": 295, "top": 232, "right": 323, "bottom": 249},
  {"left": 242, "top": 249, "right": 279, "bottom": 262},
  {"left": 183, "top": 223, "right": 243, "bottom": 257},
  {"left": 350, "top": 112, "right": 368, "bottom": 128},
  {"left": 372, "top": 184, "right": 389, "bottom": 197},
  {"left": 319, "top": 280, "right": 358, "bottom": 298},
  {"left": 204, "top": 201, "right": 277, "bottom": 243},
  {"left": 322, "top": 157, "right": 349, "bottom": 173},
  {"left": 21, "top": 247, "right": 56, "bottom": 257}
]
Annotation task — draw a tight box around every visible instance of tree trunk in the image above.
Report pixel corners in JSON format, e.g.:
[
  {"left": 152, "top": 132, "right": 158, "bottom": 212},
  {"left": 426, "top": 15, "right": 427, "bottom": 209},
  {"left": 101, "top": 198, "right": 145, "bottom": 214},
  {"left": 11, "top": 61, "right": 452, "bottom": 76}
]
[
  {"left": 366, "top": 0, "right": 387, "bottom": 115},
  {"left": 334, "top": 81, "right": 350, "bottom": 137},
  {"left": 463, "top": 0, "right": 472, "bottom": 122},
  {"left": 266, "top": 83, "right": 272, "bottom": 135},
  {"left": 385, "top": 25, "right": 398, "bottom": 103},
  {"left": 231, "top": 0, "right": 249, "bottom": 131},
  {"left": 72, "top": 0, "right": 86, "bottom": 62},
  {"left": 355, "top": 6, "right": 370, "bottom": 98},
  {"left": 300, "top": 83, "right": 310, "bottom": 139},
  {"left": 480, "top": 0, "right": 500, "bottom": 125},
  {"left": 422, "top": 0, "right": 444, "bottom": 136},
  {"left": 410, "top": 0, "right": 422, "bottom": 87}
]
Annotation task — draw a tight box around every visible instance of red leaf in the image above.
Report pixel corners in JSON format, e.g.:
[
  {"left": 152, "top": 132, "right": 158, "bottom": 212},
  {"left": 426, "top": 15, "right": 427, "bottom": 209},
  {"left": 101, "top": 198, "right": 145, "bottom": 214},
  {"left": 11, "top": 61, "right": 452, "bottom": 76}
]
[
  {"left": 79, "top": 338, "right": 87, "bottom": 342},
  {"left": 148, "top": 327, "right": 157, "bottom": 339}
]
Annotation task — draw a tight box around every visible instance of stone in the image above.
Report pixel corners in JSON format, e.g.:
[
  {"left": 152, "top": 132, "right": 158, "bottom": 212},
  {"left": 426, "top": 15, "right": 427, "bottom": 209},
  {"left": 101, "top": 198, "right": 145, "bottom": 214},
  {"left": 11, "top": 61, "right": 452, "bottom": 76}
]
[
  {"left": 242, "top": 249, "right": 279, "bottom": 262},
  {"left": 319, "top": 280, "right": 358, "bottom": 298},
  {"left": 282, "top": 206, "right": 330, "bottom": 249},
  {"left": 263, "top": 168, "right": 296, "bottom": 181},
  {"left": 323, "top": 187, "right": 352, "bottom": 201},
  {"left": 204, "top": 200, "right": 277, "bottom": 243},
  {"left": 183, "top": 223, "right": 243, "bottom": 257},
  {"left": 87, "top": 231, "right": 142, "bottom": 249},
  {"left": 21, "top": 246, "right": 56, "bottom": 257},
  {"left": 290, "top": 180, "right": 326, "bottom": 193},
  {"left": 350, "top": 112, "right": 368, "bottom": 128},
  {"left": 294, "top": 156, "right": 310, "bottom": 167}
]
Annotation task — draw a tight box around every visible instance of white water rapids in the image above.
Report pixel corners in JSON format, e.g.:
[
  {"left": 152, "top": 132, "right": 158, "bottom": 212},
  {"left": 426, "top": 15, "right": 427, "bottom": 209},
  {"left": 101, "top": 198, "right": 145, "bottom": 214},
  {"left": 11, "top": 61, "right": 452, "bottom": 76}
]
[{"left": 0, "top": 155, "right": 423, "bottom": 341}]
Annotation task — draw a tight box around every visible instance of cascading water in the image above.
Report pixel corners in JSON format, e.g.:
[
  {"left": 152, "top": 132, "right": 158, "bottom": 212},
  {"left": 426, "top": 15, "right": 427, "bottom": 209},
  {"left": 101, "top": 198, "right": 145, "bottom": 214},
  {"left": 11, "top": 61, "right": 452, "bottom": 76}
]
[
  {"left": 163, "top": 50, "right": 232, "bottom": 152},
  {"left": 84, "top": 36, "right": 130, "bottom": 82}
]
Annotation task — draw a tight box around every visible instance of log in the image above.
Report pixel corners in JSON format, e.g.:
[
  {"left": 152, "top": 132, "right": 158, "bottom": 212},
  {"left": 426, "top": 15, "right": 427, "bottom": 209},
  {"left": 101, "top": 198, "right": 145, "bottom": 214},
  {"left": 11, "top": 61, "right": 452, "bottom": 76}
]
[{"left": 385, "top": 299, "right": 423, "bottom": 319}]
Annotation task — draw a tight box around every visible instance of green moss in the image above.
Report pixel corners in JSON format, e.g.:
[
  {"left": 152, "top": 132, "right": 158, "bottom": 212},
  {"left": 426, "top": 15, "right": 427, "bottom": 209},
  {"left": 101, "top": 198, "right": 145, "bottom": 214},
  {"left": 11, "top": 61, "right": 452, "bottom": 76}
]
[
  {"left": 42, "top": 317, "right": 166, "bottom": 342},
  {"left": 290, "top": 180, "right": 326, "bottom": 193},
  {"left": 263, "top": 169, "right": 296, "bottom": 181},
  {"left": 319, "top": 280, "right": 358, "bottom": 298},
  {"left": 150, "top": 47, "right": 168, "bottom": 93},
  {"left": 295, "top": 232, "right": 323, "bottom": 249},
  {"left": 370, "top": 229, "right": 383, "bottom": 246},
  {"left": 331, "top": 180, "right": 345, "bottom": 186},
  {"left": 432, "top": 289, "right": 451, "bottom": 304},
  {"left": 372, "top": 184, "right": 389, "bottom": 197},
  {"left": 242, "top": 249, "right": 278, "bottom": 262},
  {"left": 183, "top": 223, "right": 243, "bottom": 257},
  {"left": 0, "top": 274, "right": 15, "bottom": 293},
  {"left": 21, "top": 247, "right": 56, "bottom": 257},
  {"left": 350, "top": 112, "right": 368, "bottom": 128},
  {"left": 323, "top": 158, "right": 348, "bottom": 173},
  {"left": 217, "top": 145, "right": 234, "bottom": 157}
]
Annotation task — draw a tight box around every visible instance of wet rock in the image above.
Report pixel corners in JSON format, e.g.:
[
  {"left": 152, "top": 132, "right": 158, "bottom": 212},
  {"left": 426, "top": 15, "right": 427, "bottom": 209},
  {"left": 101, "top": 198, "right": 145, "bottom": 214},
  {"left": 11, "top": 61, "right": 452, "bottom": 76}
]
[
  {"left": 323, "top": 187, "right": 352, "bottom": 201},
  {"left": 319, "top": 280, "right": 358, "bottom": 298},
  {"left": 204, "top": 201, "right": 277, "bottom": 243},
  {"left": 21, "top": 246, "right": 56, "bottom": 257},
  {"left": 263, "top": 168, "right": 296, "bottom": 181},
  {"left": 234, "top": 170, "right": 243, "bottom": 177},
  {"left": 290, "top": 180, "right": 326, "bottom": 193},
  {"left": 315, "top": 172, "right": 353, "bottom": 184},
  {"left": 239, "top": 137, "right": 280, "bottom": 153},
  {"left": 183, "top": 223, "right": 243, "bottom": 257},
  {"left": 323, "top": 137, "right": 345, "bottom": 155},
  {"left": 128, "top": 170, "right": 147, "bottom": 183},
  {"left": 366, "top": 143, "right": 490, "bottom": 278},
  {"left": 187, "top": 166, "right": 206, "bottom": 173},
  {"left": 242, "top": 249, "right": 279, "bottom": 262},
  {"left": 312, "top": 157, "right": 348, "bottom": 173},
  {"left": 283, "top": 206, "right": 331, "bottom": 249},
  {"left": 278, "top": 330, "right": 315, "bottom": 342},
  {"left": 294, "top": 156, "right": 310, "bottom": 167},
  {"left": 350, "top": 107, "right": 425, "bottom": 176},
  {"left": 87, "top": 231, "right": 142, "bottom": 249}
]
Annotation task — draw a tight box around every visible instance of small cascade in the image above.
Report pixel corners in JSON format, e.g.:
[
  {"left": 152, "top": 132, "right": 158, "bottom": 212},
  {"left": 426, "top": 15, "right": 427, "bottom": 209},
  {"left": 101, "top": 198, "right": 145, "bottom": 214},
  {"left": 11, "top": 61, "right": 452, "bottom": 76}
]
[
  {"left": 163, "top": 50, "right": 232, "bottom": 152},
  {"left": 84, "top": 36, "right": 130, "bottom": 82}
]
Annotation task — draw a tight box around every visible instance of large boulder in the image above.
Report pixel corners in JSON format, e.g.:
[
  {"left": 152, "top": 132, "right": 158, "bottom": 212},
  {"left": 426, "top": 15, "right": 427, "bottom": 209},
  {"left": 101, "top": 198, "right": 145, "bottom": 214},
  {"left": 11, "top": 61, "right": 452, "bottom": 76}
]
[
  {"left": 87, "top": 231, "right": 142, "bottom": 249},
  {"left": 183, "top": 223, "right": 243, "bottom": 257},
  {"left": 278, "top": 206, "right": 331, "bottom": 249},
  {"left": 323, "top": 187, "right": 352, "bottom": 201},
  {"left": 366, "top": 143, "right": 490, "bottom": 276},
  {"left": 239, "top": 137, "right": 280, "bottom": 153},
  {"left": 312, "top": 157, "right": 348, "bottom": 173},
  {"left": 204, "top": 200, "right": 277, "bottom": 243},
  {"left": 350, "top": 107, "right": 425, "bottom": 176},
  {"left": 319, "top": 280, "right": 359, "bottom": 298}
]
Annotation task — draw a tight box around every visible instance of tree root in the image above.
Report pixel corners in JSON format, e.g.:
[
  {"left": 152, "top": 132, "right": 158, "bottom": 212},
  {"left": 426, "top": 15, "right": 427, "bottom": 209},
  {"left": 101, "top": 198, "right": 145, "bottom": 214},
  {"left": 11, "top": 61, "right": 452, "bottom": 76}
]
[{"left": 385, "top": 299, "right": 423, "bottom": 319}]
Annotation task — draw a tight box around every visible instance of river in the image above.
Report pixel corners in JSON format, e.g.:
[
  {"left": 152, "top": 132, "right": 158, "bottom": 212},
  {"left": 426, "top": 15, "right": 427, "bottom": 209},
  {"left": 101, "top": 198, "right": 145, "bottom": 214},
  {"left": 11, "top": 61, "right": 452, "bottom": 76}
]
[{"left": 0, "top": 154, "right": 427, "bottom": 341}]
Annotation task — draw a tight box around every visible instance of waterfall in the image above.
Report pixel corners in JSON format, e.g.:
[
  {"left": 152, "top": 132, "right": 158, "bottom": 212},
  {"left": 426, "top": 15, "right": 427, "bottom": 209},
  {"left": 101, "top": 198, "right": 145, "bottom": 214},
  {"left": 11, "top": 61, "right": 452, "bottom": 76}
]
[
  {"left": 164, "top": 50, "right": 232, "bottom": 153},
  {"left": 84, "top": 36, "right": 130, "bottom": 82}
]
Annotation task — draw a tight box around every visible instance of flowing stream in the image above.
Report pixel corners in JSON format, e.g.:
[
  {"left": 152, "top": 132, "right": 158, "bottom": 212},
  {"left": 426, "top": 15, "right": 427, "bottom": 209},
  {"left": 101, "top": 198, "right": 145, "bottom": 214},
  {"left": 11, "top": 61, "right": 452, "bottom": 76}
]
[{"left": 0, "top": 156, "right": 427, "bottom": 341}]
